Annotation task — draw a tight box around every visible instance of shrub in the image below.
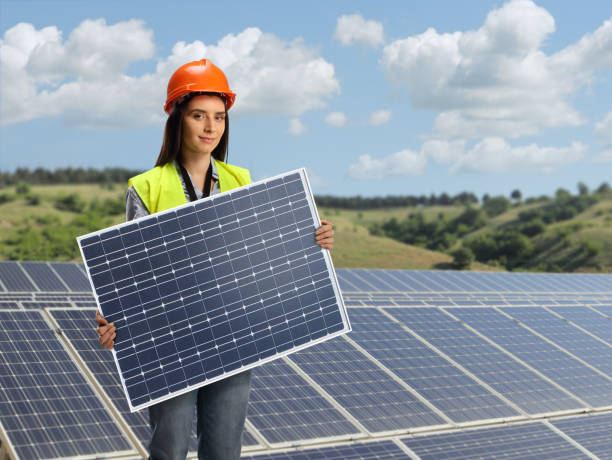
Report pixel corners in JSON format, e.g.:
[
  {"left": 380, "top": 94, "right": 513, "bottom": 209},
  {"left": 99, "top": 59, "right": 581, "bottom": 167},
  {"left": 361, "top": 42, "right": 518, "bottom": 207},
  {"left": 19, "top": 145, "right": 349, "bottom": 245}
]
[
  {"left": 25, "top": 194, "right": 41, "bottom": 206},
  {"left": 15, "top": 182, "right": 31, "bottom": 195},
  {"left": 520, "top": 218, "right": 546, "bottom": 237},
  {"left": 581, "top": 240, "right": 603, "bottom": 258},
  {"left": 482, "top": 196, "right": 510, "bottom": 217},
  {"left": 450, "top": 247, "right": 474, "bottom": 270},
  {"left": 54, "top": 193, "right": 85, "bottom": 213},
  {"left": 0, "top": 193, "right": 15, "bottom": 204}
]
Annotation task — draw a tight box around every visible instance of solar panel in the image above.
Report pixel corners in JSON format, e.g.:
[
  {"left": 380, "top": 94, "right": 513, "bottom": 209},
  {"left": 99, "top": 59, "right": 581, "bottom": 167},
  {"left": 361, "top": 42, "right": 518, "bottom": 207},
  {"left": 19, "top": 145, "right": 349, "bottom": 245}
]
[
  {"left": 47, "top": 308, "right": 151, "bottom": 450},
  {"left": 248, "top": 359, "right": 360, "bottom": 444},
  {"left": 0, "top": 310, "right": 136, "bottom": 459},
  {"left": 451, "top": 307, "right": 612, "bottom": 408},
  {"left": 0, "top": 301, "right": 20, "bottom": 309},
  {"left": 242, "top": 439, "right": 408, "bottom": 459},
  {"left": 401, "top": 422, "right": 590, "bottom": 459},
  {"left": 0, "top": 261, "right": 36, "bottom": 292},
  {"left": 550, "top": 413, "right": 612, "bottom": 459},
  {"left": 77, "top": 169, "right": 349, "bottom": 411},
  {"left": 50, "top": 262, "right": 92, "bottom": 291},
  {"left": 1, "top": 263, "right": 610, "bottom": 458},
  {"left": 19, "top": 261, "right": 67, "bottom": 292},
  {"left": 346, "top": 308, "right": 519, "bottom": 422},
  {"left": 287, "top": 336, "right": 445, "bottom": 432},
  {"left": 385, "top": 307, "right": 583, "bottom": 414},
  {"left": 501, "top": 307, "right": 612, "bottom": 375}
]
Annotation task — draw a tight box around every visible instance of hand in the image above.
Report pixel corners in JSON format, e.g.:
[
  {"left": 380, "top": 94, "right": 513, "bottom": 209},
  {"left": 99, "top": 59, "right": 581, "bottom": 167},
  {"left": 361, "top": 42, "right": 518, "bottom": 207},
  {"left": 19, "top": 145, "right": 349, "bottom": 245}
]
[
  {"left": 315, "top": 219, "right": 334, "bottom": 250},
  {"left": 95, "top": 311, "right": 116, "bottom": 350}
]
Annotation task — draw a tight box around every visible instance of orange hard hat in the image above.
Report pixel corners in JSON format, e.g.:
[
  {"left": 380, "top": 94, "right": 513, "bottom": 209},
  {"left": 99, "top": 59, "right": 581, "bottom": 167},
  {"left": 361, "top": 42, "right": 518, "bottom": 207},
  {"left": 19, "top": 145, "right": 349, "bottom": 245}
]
[{"left": 164, "top": 59, "right": 236, "bottom": 114}]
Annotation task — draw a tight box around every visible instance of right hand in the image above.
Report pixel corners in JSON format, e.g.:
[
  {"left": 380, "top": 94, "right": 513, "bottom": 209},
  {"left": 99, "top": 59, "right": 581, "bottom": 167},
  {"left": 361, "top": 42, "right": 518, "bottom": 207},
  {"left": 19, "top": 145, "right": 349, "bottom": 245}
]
[{"left": 95, "top": 311, "right": 116, "bottom": 350}]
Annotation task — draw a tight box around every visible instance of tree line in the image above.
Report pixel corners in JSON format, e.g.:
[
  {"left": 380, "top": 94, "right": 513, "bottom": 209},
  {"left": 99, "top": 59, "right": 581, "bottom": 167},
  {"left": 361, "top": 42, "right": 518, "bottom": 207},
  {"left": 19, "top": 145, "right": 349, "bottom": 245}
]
[{"left": 0, "top": 167, "right": 144, "bottom": 186}]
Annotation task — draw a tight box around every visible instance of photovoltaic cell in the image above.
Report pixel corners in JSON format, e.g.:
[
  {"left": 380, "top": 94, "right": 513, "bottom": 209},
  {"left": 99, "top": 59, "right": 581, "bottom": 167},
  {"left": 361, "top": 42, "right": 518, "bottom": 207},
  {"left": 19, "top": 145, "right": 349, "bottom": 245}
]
[
  {"left": 0, "top": 261, "right": 36, "bottom": 292},
  {"left": 548, "top": 307, "right": 612, "bottom": 345},
  {"left": 501, "top": 307, "right": 612, "bottom": 375},
  {"left": 551, "top": 413, "right": 612, "bottom": 459},
  {"left": 19, "top": 261, "right": 67, "bottom": 292},
  {"left": 0, "top": 310, "right": 134, "bottom": 459},
  {"left": 77, "top": 170, "right": 349, "bottom": 411},
  {"left": 242, "top": 440, "right": 408, "bottom": 459},
  {"left": 346, "top": 308, "right": 518, "bottom": 422},
  {"left": 287, "top": 336, "right": 445, "bottom": 432},
  {"left": 0, "top": 301, "right": 19, "bottom": 309},
  {"left": 451, "top": 307, "right": 612, "bottom": 408},
  {"left": 47, "top": 308, "right": 151, "bottom": 448},
  {"left": 248, "top": 359, "right": 359, "bottom": 443},
  {"left": 51, "top": 262, "right": 92, "bottom": 291},
  {"left": 401, "top": 422, "right": 589, "bottom": 459},
  {"left": 385, "top": 308, "right": 583, "bottom": 414}
]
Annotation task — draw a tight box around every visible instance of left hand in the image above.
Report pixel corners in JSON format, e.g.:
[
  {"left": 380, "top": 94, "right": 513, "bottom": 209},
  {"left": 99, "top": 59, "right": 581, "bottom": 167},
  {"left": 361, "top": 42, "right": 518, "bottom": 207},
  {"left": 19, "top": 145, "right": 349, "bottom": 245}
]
[{"left": 315, "top": 219, "right": 334, "bottom": 250}]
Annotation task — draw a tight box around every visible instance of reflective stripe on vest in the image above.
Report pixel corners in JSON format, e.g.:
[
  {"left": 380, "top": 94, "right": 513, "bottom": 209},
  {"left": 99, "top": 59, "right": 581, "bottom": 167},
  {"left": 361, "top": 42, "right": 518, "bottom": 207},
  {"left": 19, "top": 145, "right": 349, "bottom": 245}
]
[{"left": 128, "top": 159, "right": 251, "bottom": 214}]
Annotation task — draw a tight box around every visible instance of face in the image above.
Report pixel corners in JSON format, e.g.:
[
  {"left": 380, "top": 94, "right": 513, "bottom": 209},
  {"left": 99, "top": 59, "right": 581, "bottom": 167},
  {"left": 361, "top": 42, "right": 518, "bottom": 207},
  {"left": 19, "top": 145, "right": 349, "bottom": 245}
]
[{"left": 181, "top": 94, "right": 226, "bottom": 157}]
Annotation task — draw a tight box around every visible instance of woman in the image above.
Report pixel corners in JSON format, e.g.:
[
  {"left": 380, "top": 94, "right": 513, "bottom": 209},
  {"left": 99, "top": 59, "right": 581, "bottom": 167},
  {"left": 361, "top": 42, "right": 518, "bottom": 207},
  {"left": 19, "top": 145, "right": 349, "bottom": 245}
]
[{"left": 95, "top": 59, "right": 334, "bottom": 460}]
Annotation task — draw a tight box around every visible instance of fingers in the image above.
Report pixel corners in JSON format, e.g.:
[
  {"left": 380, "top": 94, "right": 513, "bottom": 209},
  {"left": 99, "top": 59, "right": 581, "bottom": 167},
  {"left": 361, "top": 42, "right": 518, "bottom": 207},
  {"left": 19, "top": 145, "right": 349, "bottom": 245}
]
[
  {"left": 315, "top": 220, "right": 334, "bottom": 250},
  {"left": 95, "top": 310, "right": 108, "bottom": 326},
  {"left": 99, "top": 326, "right": 116, "bottom": 349},
  {"left": 95, "top": 311, "right": 115, "bottom": 349}
]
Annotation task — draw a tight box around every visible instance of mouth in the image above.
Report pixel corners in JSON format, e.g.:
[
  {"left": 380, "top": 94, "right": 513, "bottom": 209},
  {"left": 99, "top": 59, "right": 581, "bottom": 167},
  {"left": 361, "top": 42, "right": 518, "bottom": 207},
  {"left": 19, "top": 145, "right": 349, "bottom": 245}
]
[{"left": 199, "top": 136, "right": 216, "bottom": 143}]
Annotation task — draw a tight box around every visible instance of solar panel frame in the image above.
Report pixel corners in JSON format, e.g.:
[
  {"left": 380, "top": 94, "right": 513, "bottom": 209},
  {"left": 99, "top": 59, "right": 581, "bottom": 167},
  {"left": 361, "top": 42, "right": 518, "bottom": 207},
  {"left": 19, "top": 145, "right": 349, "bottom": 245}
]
[{"left": 77, "top": 169, "right": 350, "bottom": 412}]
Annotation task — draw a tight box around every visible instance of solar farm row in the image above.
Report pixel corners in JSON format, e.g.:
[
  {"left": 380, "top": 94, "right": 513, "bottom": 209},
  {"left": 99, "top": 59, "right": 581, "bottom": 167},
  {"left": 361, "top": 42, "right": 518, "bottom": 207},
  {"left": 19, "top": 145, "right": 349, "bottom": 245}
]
[
  {"left": 3, "top": 261, "right": 612, "bottom": 294},
  {"left": 0, "top": 263, "right": 610, "bottom": 459}
]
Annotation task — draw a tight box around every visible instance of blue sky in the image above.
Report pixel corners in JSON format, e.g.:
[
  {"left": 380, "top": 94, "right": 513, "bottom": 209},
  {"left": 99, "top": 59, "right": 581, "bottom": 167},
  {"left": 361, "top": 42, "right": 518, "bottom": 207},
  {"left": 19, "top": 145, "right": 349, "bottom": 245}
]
[{"left": 1, "top": 0, "right": 611, "bottom": 198}]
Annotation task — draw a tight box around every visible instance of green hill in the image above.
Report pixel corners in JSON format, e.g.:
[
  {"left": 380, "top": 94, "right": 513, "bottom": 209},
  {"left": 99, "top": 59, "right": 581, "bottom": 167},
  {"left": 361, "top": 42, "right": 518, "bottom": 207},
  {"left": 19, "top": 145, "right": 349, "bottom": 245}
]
[{"left": 1, "top": 182, "right": 610, "bottom": 272}]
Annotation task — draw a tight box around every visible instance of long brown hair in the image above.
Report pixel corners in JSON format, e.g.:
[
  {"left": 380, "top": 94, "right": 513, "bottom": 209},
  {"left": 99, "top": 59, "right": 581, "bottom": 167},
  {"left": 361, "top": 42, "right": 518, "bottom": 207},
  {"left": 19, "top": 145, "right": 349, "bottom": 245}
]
[{"left": 155, "top": 92, "right": 229, "bottom": 167}]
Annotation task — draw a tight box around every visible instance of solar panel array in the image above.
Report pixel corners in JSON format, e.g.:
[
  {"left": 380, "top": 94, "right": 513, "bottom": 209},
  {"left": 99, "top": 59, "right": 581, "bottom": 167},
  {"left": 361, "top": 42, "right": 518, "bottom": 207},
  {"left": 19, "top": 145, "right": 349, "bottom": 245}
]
[{"left": 0, "top": 262, "right": 611, "bottom": 459}]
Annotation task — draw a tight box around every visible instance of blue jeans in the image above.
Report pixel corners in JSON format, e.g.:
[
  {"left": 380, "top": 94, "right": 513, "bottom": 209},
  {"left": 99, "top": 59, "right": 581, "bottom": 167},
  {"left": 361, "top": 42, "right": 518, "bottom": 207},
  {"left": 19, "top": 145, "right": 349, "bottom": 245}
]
[{"left": 148, "top": 370, "right": 252, "bottom": 460}]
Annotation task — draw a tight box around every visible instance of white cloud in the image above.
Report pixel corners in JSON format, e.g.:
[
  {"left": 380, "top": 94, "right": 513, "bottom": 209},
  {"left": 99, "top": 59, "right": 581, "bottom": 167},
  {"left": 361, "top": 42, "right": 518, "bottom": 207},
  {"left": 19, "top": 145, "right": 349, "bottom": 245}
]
[
  {"left": 421, "top": 139, "right": 466, "bottom": 164},
  {"left": 348, "top": 149, "right": 426, "bottom": 179},
  {"left": 441, "top": 137, "right": 588, "bottom": 173},
  {"left": 595, "top": 111, "right": 612, "bottom": 148},
  {"left": 325, "top": 111, "right": 347, "bottom": 127},
  {"left": 368, "top": 109, "right": 391, "bottom": 126},
  {"left": 1, "top": 21, "right": 340, "bottom": 126},
  {"left": 288, "top": 117, "right": 306, "bottom": 135},
  {"left": 380, "top": 0, "right": 612, "bottom": 139},
  {"left": 595, "top": 150, "right": 612, "bottom": 163},
  {"left": 333, "top": 14, "right": 384, "bottom": 48}
]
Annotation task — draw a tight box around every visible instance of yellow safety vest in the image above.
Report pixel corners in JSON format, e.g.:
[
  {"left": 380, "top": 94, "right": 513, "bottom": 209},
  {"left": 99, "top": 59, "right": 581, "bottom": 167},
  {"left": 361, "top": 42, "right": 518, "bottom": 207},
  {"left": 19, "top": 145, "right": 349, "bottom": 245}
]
[{"left": 128, "top": 159, "right": 251, "bottom": 214}]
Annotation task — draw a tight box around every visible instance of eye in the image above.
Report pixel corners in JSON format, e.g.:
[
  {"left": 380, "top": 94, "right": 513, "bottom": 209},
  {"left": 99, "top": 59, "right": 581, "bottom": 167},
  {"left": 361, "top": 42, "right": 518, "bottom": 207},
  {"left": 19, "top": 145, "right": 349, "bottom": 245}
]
[{"left": 216, "top": 115, "right": 225, "bottom": 121}]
